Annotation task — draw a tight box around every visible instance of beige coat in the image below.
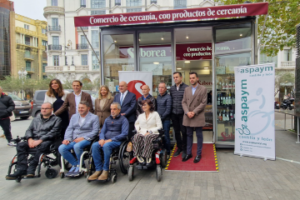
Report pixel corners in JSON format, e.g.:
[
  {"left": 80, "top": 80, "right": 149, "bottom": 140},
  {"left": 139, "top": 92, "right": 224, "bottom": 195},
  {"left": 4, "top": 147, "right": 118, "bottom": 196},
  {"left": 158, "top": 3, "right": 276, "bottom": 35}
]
[
  {"left": 182, "top": 84, "right": 207, "bottom": 127},
  {"left": 94, "top": 97, "right": 114, "bottom": 127},
  {"left": 135, "top": 111, "right": 162, "bottom": 135}
]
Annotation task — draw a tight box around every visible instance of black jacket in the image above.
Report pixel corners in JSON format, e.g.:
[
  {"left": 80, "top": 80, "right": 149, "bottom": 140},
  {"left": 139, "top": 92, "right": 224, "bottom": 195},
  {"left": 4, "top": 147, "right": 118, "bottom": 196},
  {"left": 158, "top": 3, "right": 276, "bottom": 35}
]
[
  {"left": 25, "top": 114, "right": 62, "bottom": 141},
  {"left": 0, "top": 93, "right": 15, "bottom": 119},
  {"left": 136, "top": 95, "right": 156, "bottom": 117},
  {"left": 157, "top": 92, "right": 172, "bottom": 121},
  {"left": 170, "top": 83, "right": 188, "bottom": 115}
]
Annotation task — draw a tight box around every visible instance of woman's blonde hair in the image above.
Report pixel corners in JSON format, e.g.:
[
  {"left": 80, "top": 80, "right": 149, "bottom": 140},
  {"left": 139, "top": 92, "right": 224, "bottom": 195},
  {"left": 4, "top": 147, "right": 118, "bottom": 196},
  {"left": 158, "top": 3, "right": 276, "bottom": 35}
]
[
  {"left": 98, "top": 85, "right": 112, "bottom": 99},
  {"left": 46, "top": 79, "right": 65, "bottom": 97}
]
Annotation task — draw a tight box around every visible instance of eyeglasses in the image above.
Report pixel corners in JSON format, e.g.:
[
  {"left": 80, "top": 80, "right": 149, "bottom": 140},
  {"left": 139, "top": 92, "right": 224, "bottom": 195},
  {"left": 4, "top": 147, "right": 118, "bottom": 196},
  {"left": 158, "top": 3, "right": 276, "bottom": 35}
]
[{"left": 41, "top": 108, "right": 52, "bottom": 110}]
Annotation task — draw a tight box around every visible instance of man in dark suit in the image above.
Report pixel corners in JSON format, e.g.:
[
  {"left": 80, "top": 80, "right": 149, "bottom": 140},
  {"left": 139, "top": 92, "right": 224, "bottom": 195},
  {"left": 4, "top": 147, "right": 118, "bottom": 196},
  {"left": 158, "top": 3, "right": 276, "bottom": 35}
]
[
  {"left": 55, "top": 80, "right": 94, "bottom": 120},
  {"left": 113, "top": 81, "right": 136, "bottom": 139}
]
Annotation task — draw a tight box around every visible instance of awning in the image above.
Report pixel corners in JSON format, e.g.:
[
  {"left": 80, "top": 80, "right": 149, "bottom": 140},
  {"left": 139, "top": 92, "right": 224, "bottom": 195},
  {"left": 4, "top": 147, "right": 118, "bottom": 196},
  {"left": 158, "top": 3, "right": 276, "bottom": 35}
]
[{"left": 74, "top": 2, "right": 268, "bottom": 27}]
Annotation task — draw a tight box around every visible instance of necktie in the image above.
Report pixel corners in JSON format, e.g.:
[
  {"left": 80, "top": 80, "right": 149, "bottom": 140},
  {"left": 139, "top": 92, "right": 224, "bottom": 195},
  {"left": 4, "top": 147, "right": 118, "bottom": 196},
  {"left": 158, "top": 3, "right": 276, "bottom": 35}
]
[{"left": 120, "top": 93, "right": 124, "bottom": 105}]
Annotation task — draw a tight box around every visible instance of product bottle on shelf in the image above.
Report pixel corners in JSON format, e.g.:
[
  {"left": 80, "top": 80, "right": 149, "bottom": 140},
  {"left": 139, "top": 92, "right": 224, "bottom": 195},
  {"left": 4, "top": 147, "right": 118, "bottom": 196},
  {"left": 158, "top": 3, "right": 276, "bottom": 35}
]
[
  {"left": 218, "top": 111, "right": 222, "bottom": 121},
  {"left": 217, "top": 94, "right": 220, "bottom": 106},
  {"left": 222, "top": 110, "right": 226, "bottom": 121},
  {"left": 230, "top": 110, "right": 233, "bottom": 121},
  {"left": 232, "top": 93, "right": 235, "bottom": 105}
]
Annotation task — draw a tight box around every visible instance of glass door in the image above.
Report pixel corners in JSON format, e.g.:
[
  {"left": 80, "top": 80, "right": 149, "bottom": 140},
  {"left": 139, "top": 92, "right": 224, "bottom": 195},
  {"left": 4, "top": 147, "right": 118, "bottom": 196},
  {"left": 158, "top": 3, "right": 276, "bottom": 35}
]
[{"left": 213, "top": 22, "right": 254, "bottom": 146}]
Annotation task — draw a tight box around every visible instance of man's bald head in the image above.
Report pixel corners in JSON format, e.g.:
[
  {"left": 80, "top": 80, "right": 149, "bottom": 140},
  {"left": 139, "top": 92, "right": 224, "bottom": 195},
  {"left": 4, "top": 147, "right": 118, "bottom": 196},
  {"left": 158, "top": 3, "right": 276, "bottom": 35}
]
[
  {"left": 142, "top": 85, "right": 150, "bottom": 97},
  {"left": 119, "top": 81, "right": 128, "bottom": 93}
]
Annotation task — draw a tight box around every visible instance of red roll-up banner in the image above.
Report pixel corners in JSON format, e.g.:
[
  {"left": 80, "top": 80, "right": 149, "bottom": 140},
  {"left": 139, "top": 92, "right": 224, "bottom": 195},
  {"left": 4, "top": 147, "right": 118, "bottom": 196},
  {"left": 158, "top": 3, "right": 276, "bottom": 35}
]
[{"left": 74, "top": 3, "right": 268, "bottom": 27}]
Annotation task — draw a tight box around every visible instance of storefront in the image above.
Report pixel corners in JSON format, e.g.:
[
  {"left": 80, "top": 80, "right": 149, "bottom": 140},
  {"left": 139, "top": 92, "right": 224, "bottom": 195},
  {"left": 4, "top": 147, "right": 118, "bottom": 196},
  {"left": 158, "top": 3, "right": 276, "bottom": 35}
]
[{"left": 74, "top": 2, "right": 268, "bottom": 148}]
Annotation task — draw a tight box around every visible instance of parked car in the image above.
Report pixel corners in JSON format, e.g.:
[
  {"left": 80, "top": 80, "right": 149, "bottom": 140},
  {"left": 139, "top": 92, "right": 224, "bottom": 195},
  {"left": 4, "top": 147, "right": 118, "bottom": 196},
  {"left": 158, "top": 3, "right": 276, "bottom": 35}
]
[
  {"left": 31, "top": 90, "right": 97, "bottom": 117},
  {"left": 7, "top": 93, "right": 32, "bottom": 120}
]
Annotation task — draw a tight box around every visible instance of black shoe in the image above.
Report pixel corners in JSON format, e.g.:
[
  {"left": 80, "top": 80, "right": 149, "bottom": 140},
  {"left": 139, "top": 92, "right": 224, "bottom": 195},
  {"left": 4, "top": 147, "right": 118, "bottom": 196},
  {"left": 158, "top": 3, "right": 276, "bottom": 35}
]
[
  {"left": 6, "top": 170, "right": 27, "bottom": 180},
  {"left": 182, "top": 154, "right": 193, "bottom": 162},
  {"left": 194, "top": 155, "right": 201, "bottom": 163},
  {"left": 181, "top": 150, "right": 187, "bottom": 158},
  {"left": 173, "top": 149, "right": 182, "bottom": 157}
]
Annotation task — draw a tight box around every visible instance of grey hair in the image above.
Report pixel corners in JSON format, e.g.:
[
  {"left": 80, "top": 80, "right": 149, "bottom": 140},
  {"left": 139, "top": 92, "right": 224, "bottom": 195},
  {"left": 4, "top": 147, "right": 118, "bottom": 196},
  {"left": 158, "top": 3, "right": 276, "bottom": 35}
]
[
  {"left": 159, "top": 82, "right": 167, "bottom": 89},
  {"left": 79, "top": 101, "right": 90, "bottom": 107},
  {"left": 42, "top": 102, "right": 53, "bottom": 108},
  {"left": 111, "top": 102, "right": 121, "bottom": 109}
]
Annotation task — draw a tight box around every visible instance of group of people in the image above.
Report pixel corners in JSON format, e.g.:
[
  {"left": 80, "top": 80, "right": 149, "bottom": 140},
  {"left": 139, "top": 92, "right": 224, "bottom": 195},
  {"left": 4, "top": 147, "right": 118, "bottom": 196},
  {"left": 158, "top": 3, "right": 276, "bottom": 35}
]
[{"left": 5, "top": 71, "right": 207, "bottom": 181}]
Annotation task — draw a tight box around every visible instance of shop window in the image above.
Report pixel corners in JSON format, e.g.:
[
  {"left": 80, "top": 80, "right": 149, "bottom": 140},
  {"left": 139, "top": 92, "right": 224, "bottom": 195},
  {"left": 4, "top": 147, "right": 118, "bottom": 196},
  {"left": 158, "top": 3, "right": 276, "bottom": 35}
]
[
  {"left": 126, "top": 0, "right": 142, "bottom": 12},
  {"left": 81, "top": 54, "right": 88, "bottom": 65},
  {"left": 139, "top": 31, "right": 172, "bottom": 97},
  {"left": 51, "top": 0, "right": 58, "bottom": 6},
  {"left": 174, "top": 0, "right": 186, "bottom": 9},
  {"left": 103, "top": 33, "right": 134, "bottom": 91},
  {"left": 53, "top": 55, "right": 59, "bottom": 66}
]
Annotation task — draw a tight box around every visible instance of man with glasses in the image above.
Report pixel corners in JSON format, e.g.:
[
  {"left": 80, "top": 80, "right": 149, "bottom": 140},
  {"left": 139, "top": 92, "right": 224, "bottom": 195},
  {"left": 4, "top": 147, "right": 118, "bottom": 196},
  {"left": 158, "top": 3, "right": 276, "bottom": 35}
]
[{"left": 6, "top": 103, "right": 62, "bottom": 180}]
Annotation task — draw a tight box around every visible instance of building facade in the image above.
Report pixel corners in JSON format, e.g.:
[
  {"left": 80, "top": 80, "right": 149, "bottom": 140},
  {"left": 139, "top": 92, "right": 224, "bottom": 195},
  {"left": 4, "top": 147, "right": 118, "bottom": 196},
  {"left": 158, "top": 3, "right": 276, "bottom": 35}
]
[
  {"left": 44, "top": 0, "right": 215, "bottom": 83},
  {"left": 14, "top": 14, "right": 48, "bottom": 79},
  {"left": 0, "top": 0, "right": 14, "bottom": 79}
]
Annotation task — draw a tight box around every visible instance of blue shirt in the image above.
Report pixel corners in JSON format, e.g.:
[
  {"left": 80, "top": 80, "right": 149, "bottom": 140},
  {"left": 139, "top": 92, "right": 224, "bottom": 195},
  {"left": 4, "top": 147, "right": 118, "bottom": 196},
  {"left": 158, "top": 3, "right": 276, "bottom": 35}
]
[
  {"left": 100, "top": 114, "right": 129, "bottom": 142},
  {"left": 142, "top": 94, "right": 150, "bottom": 100},
  {"left": 192, "top": 84, "right": 198, "bottom": 95}
]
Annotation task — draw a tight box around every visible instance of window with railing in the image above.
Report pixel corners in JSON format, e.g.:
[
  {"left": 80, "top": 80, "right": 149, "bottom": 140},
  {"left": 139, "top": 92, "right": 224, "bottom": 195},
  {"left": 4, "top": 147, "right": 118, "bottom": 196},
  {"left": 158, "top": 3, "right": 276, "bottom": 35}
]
[
  {"left": 259, "top": 52, "right": 278, "bottom": 68},
  {"left": 126, "top": 0, "right": 142, "bottom": 12},
  {"left": 24, "top": 24, "right": 29, "bottom": 30},
  {"left": 92, "top": 30, "right": 99, "bottom": 48},
  {"left": 53, "top": 55, "right": 59, "bottom": 66},
  {"left": 42, "top": 63, "right": 47, "bottom": 73},
  {"left": 51, "top": 0, "right": 58, "bottom": 6},
  {"left": 25, "top": 36, "right": 30, "bottom": 46},
  {"left": 26, "top": 61, "right": 31, "bottom": 71},
  {"left": 50, "top": 18, "right": 60, "bottom": 31},
  {"left": 150, "top": 0, "right": 157, "bottom": 4},
  {"left": 174, "top": 0, "right": 186, "bottom": 9},
  {"left": 42, "top": 29, "right": 47, "bottom": 35},
  {"left": 42, "top": 40, "right": 48, "bottom": 47},
  {"left": 92, "top": 52, "right": 100, "bottom": 69},
  {"left": 81, "top": 54, "right": 88, "bottom": 65},
  {"left": 115, "top": 0, "right": 121, "bottom": 6},
  {"left": 81, "top": 0, "right": 86, "bottom": 7},
  {"left": 91, "top": 0, "right": 106, "bottom": 15},
  {"left": 283, "top": 49, "right": 292, "bottom": 61}
]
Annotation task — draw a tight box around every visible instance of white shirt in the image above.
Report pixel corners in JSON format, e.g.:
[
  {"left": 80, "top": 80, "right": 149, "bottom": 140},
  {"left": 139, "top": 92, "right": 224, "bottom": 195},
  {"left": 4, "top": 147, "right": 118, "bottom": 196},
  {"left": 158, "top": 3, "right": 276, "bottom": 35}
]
[
  {"left": 78, "top": 115, "right": 86, "bottom": 126},
  {"left": 74, "top": 91, "right": 82, "bottom": 113},
  {"left": 134, "top": 111, "right": 162, "bottom": 135},
  {"left": 120, "top": 90, "right": 128, "bottom": 103}
]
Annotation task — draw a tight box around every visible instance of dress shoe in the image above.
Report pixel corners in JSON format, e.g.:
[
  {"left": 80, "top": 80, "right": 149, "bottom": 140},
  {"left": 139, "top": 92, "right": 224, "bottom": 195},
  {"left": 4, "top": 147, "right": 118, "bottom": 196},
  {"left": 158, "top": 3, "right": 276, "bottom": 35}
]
[
  {"left": 5, "top": 170, "right": 27, "bottom": 180},
  {"left": 173, "top": 149, "right": 182, "bottom": 157},
  {"left": 181, "top": 150, "right": 187, "bottom": 158},
  {"left": 98, "top": 170, "right": 108, "bottom": 181},
  {"left": 88, "top": 171, "right": 102, "bottom": 181},
  {"left": 194, "top": 155, "right": 201, "bottom": 163},
  {"left": 182, "top": 154, "right": 193, "bottom": 162}
]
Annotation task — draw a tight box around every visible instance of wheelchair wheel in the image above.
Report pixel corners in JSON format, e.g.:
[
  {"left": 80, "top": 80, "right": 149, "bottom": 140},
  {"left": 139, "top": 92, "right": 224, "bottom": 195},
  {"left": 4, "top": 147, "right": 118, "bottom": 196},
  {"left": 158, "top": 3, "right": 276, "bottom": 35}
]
[
  {"left": 60, "top": 172, "right": 65, "bottom": 179},
  {"left": 111, "top": 174, "right": 117, "bottom": 183},
  {"left": 58, "top": 153, "right": 72, "bottom": 171},
  {"left": 128, "top": 165, "right": 134, "bottom": 181},
  {"left": 160, "top": 150, "right": 167, "bottom": 168},
  {"left": 156, "top": 165, "right": 162, "bottom": 182},
  {"left": 119, "top": 141, "right": 130, "bottom": 175},
  {"left": 45, "top": 168, "right": 58, "bottom": 179}
]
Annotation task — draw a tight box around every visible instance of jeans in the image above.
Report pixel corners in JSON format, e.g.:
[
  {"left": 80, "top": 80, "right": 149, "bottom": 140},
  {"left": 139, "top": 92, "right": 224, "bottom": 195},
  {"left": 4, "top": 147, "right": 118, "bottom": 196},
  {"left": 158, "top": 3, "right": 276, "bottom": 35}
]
[
  {"left": 92, "top": 141, "right": 121, "bottom": 171},
  {"left": 0, "top": 118, "right": 12, "bottom": 142},
  {"left": 162, "top": 120, "right": 171, "bottom": 154},
  {"left": 58, "top": 140, "right": 91, "bottom": 166},
  {"left": 186, "top": 127, "right": 203, "bottom": 155},
  {"left": 171, "top": 114, "right": 187, "bottom": 151}
]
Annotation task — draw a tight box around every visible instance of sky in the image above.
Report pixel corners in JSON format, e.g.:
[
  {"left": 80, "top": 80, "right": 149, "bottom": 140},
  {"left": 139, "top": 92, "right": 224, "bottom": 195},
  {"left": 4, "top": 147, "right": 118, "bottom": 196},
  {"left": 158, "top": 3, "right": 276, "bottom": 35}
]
[{"left": 11, "top": 0, "right": 47, "bottom": 21}]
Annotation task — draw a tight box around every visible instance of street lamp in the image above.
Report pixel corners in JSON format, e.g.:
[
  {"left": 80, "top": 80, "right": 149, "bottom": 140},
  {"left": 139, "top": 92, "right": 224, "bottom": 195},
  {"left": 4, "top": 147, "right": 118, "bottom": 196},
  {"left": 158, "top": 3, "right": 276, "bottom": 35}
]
[{"left": 18, "top": 68, "right": 27, "bottom": 99}]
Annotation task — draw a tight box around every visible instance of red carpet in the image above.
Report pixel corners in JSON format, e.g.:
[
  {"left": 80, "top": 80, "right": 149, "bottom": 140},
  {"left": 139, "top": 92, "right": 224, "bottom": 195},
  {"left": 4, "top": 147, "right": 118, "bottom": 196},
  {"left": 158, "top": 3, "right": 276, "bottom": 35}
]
[{"left": 166, "top": 144, "right": 218, "bottom": 172}]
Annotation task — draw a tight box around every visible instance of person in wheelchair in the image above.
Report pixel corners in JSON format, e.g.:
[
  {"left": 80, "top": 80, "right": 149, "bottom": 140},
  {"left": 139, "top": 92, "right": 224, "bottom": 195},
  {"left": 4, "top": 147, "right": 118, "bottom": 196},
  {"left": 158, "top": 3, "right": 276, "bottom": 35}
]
[
  {"left": 88, "top": 102, "right": 128, "bottom": 181},
  {"left": 133, "top": 99, "right": 162, "bottom": 167},
  {"left": 59, "top": 101, "right": 99, "bottom": 177},
  {"left": 5, "top": 102, "right": 62, "bottom": 180}
]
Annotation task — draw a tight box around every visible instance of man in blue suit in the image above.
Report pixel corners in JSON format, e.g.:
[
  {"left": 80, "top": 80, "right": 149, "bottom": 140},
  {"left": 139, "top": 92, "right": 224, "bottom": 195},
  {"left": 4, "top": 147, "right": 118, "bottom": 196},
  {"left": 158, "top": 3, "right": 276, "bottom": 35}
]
[
  {"left": 59, "top": 101, "right": 99, "bottom": 177},
  {"left": 113, "top": 81, "right": 136, "bottom": 139}
]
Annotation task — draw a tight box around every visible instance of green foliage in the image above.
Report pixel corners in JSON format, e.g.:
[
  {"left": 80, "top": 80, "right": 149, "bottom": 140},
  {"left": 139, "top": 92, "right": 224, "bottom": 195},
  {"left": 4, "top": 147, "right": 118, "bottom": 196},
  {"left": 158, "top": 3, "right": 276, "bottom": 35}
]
[
  {"left": 275, "top": 71, "right": 295, "bottom": 95},
  {"left": 220, "top": 0, "right": 300, "bottom": 56}
]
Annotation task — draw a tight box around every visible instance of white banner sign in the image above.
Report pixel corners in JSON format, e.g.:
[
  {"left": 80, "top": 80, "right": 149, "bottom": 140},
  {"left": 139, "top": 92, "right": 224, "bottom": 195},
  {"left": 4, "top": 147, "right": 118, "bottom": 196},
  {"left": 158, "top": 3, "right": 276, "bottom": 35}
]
[
  {"left": 234, "top": 63, "right": 275, "bottom": 160},
  {"left": 119, "top": 71, "right": 153, "bottom": 99}
]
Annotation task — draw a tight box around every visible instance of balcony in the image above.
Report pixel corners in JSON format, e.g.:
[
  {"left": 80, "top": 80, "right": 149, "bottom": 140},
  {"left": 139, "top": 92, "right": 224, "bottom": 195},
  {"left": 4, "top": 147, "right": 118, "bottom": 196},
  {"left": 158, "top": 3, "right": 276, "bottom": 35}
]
[
  {"left": 26, "top": 67, "right": 34, "bottom": 74},
  {"left": 76, "top": 44, "right": 89, "bottom": 50},
  {"left": 44, "top": 6, "right": 65, "bottom": 18},
  {"left": 77, "top": 27, "right": 88, "bottom": 32},
  {"left": 24, "top": 54, "right": 34, "bottom": 60},
  {"left": 48, "top": 26, "right": 61, "bottom": 32},
  {"left": 279, "top": 61, "right": 295, "bottom": 69},
  {"left": 48, "top": 45, "right": 62, "bottom": 51},
  {"left": 45, "top": 66, "right": 63, "bottom": 73},
  {"left": 45, "top": 65, "right": 90, "bottom": 73}
]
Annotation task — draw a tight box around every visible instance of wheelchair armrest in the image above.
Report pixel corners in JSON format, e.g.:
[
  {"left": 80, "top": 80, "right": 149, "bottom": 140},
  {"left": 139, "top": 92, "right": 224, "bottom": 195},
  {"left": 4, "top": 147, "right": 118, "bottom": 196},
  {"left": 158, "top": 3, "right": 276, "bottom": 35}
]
[{"left": 158, "top": 129, "right": 165, "bottom": 138}]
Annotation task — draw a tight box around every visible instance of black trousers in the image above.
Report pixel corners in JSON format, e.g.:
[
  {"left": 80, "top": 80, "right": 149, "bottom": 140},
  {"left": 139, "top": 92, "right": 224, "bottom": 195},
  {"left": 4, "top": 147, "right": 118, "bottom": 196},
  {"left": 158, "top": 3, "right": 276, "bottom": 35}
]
[
  {"left": 128, "top": 122, "right": 135, "bottom": 140},
  {"left": 17, "top": 141, "right": 52, "bottom": 171},
  {"left": 0, "top": 118, "right": 12, "bottom": 142},
  {"left": 171, "top": 114, "right": 187, "bottom": 151}
]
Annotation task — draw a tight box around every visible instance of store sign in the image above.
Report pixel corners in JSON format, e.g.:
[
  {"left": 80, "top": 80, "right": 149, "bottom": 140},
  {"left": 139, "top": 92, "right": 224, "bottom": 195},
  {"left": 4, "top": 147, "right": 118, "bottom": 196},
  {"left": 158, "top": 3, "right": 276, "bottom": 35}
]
[
  {"left": 119, "top": 71, "right": 153, "bottom": 99},
  {"left": 119, "top": 45, "right": 172, "bottom": 58},
  {"left": 176, "top": 43, "right": 212, "bottom": 60},
  {"left": 215, "top": 40, "right": 246, "bottom": 53},
  {"left": 74, "top": 3, "right": 268, "bottom": 27},
  {"left": 234, "top": 63, "right": 275, "bottom": 160}
]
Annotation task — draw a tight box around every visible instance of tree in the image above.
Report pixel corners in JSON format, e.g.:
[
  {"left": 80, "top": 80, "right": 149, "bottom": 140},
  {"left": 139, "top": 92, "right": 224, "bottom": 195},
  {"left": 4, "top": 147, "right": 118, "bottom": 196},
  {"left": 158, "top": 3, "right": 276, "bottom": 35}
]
[{"left": 220, "top": 0, "right": 300, "bottom": 56}]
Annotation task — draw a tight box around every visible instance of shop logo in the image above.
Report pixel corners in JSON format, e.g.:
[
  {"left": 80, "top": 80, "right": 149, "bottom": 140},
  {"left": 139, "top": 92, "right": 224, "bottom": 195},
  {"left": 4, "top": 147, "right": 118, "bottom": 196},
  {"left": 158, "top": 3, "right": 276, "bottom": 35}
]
[
  {"left": 236, "top": 124, "right": 251, "bottom": 135},
  {"left": 237, "top": 66, "right": 274, "bottom": 74},
  {"left": 127, "top": 48, "right": 168, "bottom": 58},
  {"left": 127, "top": 80, "right": 146, "bottom": 99}
]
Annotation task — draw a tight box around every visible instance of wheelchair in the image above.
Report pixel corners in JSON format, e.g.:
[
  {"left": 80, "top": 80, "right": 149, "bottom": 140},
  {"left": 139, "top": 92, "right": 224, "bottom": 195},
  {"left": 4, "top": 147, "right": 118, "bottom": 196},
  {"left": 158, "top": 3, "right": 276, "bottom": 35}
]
[
  {"left": 128, "top": 129, "right": 167, "bottom": 182},
  {"left": 59, "top": 139, "right": 97, "bottom": 178},
  {"left": 7, "top": 136, "right": 61, "bottom": 183},
  {"left": 86, "top": 139, "right": 131, "bottom": 183}
]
